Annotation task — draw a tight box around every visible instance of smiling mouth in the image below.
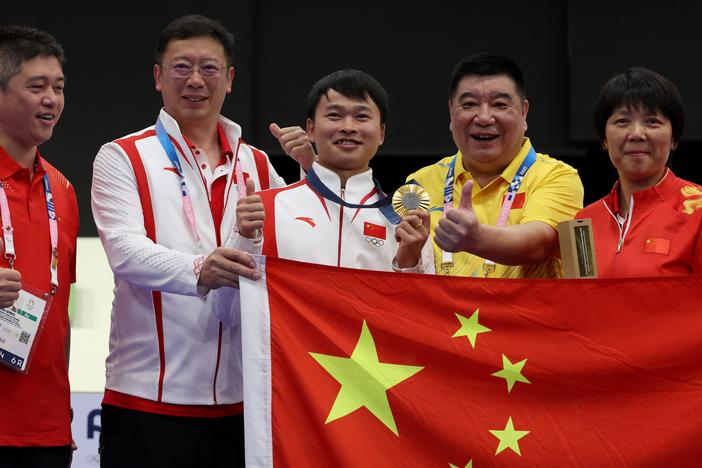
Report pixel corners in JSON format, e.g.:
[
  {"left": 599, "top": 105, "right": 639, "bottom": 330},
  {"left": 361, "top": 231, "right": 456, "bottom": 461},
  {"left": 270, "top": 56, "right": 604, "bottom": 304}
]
[
  {"left": 471, "top": 134, "right": 498, "bottom": 141},
  {"left": 334, "top": 138, "right": 362, "bottom": 146},
  {"left": 37, "top": 113, "right": 55, "bottom": 121},
  {"left": 184, "top": 96, "right": 207, "bottom": 102}
]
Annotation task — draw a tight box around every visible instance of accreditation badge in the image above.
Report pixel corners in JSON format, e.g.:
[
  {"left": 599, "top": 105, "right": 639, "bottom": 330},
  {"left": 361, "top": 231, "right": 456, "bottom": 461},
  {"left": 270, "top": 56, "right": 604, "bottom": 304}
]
[
  {"left": 0, "top": 284, "right": 52, "bottom": 373},
  {"left": 392, "top": 184, "right": 430, "bottom": 218}
]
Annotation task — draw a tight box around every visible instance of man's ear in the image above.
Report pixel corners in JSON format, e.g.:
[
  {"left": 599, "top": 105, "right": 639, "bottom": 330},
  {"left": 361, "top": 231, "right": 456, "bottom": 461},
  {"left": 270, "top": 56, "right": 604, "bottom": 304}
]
[
  {"left": 521, "top": 99, "right": 529, "bottom": 133},
  {"left": 154, "top": 64, "right": 162, "bottom": 92},
  {"left": 306, "top": 118, "right": 315, "bottom": 143},
  {"left": 226, "top": 66, "right": 235, "bottom": 94}
]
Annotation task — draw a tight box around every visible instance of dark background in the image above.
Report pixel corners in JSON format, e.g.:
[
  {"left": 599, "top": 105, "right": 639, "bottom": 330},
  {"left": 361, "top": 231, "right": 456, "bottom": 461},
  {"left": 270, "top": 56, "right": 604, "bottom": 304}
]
[{"left": 7, "top": 0, "right": 702, "bottom": 236}]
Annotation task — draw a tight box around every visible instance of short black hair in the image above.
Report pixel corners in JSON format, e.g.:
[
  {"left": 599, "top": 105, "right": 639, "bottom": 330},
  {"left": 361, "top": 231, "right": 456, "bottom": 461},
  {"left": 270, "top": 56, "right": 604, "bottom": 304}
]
[
  {"left": 593, "top": 67, "right": 685, "bottom": 144},
  {"left": 0, "top": 25, "right": 65, "bottom": 90},
  {"left": 156, "top": 14, "right": 235, "bottom": 66},
  {"left": 449, "top": 52, "right": 526, "bottom": 101},
  {"left": 307, "top": 69, "right": 389, "bottom": 124}
]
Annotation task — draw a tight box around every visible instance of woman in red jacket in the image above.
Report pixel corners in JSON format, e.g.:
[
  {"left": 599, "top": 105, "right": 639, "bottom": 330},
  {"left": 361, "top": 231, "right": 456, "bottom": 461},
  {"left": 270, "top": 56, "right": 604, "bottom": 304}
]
[{"left": 577, "top": 68, "right": 702, "bottom": 277}]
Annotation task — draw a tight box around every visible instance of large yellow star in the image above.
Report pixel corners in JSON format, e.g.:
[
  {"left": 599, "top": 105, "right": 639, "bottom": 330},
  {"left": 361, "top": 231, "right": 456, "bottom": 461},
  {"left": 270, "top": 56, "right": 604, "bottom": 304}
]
[
  {"left": 491, "top": 354, "right": 531, "bottom": 393},
  {"left": 310, "top": 320, "right": 424, "bottom": 436},
  {"left": 449, "top": 460, "right": 472, "bottom": 468},
  {"left": 489, "top": 417, "right": 530, "bottom": 456},
  {"left": 452, "top": 308, "right": 491, "bottom": 348}
]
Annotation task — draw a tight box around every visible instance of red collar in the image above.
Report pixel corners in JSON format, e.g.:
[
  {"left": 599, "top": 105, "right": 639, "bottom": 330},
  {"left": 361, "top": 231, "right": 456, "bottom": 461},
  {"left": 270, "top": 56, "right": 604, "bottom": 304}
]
[
  {"left": 181, "top": 123, "right": 233, "bottom": 167},
  {"left": 0, "top": 146, "right": 47, "bottom": 180}
]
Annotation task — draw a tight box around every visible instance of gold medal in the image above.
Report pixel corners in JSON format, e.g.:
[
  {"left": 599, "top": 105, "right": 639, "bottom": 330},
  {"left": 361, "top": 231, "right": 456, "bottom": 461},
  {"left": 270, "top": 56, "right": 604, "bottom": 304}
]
[{"left": 392, "top": 184, "right": 430, "bottom": 218}]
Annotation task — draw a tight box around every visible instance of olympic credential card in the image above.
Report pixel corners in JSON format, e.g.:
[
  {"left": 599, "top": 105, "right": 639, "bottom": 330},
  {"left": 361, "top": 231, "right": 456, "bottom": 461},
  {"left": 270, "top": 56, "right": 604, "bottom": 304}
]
[{"left": 0, "top": 287, "right": 49, "bottom": 373}]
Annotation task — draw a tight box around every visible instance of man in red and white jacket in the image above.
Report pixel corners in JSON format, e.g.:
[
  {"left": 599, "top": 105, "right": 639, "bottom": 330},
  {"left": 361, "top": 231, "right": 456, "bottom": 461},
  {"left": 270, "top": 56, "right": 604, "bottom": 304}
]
[
  {"left": 235, "top": 69, "right": 434, "bottom": 273},
  {"left": 91, "top": 15, "right": 311, "bottom": 468}
]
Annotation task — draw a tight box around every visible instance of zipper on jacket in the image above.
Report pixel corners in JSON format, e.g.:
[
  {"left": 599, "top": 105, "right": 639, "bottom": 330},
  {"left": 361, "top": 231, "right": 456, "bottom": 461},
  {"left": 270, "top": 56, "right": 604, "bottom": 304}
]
[{"left": 337, "top": 188, "right": 345, "bottom": 267}]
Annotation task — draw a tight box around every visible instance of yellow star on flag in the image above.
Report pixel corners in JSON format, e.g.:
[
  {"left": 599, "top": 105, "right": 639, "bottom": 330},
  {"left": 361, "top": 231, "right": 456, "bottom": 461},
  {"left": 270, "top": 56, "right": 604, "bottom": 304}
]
[
  {"left": 449, "top": 460, "right": 472, "bottom": 468},
  {"left": 489, "top": 416, "right": 530, "bottom": 456},
  {"left": 492, "top": 354, "right": 531, "bottom": 393},
  {"left": 452, "top": 308, "right": 491, "bottom": 348},
  {"left": 310, "top": 320, "right": 424, "bottom": 436}
]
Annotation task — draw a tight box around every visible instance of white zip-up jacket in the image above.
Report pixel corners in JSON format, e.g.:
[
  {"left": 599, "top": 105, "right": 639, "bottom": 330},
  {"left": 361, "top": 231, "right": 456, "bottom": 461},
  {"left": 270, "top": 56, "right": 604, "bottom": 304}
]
[
  {"left": 91, "top": 109, "right": 284, "bottom": 410},
  {"left": 245, "top": 162, "right": 434, "bottom": 271}
]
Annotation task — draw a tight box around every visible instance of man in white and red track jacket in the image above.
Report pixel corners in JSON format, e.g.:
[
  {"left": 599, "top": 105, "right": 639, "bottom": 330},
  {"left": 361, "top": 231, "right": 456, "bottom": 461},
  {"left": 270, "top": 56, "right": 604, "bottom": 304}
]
[
  {"left": 235, "top": 69, "right": 434, "bottom": 274},
  {"left": 254, "top": 162, "right": 434, "bottom": 271},
  {"left": 91, "top": 15, "right": 312, "bottom": 468}
]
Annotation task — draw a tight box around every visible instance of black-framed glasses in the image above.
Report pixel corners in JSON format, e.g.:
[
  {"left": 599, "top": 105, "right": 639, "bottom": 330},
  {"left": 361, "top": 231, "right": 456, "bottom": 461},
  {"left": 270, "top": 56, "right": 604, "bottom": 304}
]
[{"left": 164, "top": 62, "right": 229, "bottom": 79}]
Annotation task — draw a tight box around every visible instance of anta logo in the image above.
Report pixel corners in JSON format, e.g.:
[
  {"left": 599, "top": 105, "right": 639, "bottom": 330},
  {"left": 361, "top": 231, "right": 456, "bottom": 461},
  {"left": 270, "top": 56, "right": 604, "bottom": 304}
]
[
  {"left": 681, "top": 186, "right": 702, "bottom": 214},
  {"left": 295, "top": 217, "right": 316, "bottom": 227}
]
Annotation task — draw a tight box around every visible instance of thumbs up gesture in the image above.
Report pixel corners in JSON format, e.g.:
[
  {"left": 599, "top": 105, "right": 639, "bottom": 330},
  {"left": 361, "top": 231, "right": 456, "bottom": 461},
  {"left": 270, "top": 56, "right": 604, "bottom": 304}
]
[
  {"left": 236, "top": 178, "right": 264, "bottom": 240},
  {"left": 270, "top": 123, "right": 316, "bottom": 172},
  {"left": 0, "top": 239, "right": 22, "bottom": 308},
  {"left": 434, "top": 180, "right": 480, "bottom": 253}
]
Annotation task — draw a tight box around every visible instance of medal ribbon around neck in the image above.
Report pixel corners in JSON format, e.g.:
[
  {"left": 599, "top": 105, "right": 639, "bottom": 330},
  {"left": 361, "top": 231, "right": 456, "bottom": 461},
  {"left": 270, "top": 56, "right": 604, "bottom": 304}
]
[{"left": 306, "top": 166, "right": 401, "bottom": 225}]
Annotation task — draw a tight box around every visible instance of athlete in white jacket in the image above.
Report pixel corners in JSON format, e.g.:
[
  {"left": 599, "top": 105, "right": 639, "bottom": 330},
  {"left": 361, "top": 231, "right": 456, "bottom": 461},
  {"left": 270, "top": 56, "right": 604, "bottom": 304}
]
[{"left": 236, "top": 69, "right": 434, "bottom": 273}]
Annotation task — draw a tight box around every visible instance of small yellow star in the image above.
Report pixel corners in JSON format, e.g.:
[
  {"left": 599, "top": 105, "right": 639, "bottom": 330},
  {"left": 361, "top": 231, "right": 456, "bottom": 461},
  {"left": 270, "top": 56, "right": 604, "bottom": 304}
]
[
  {"left": 491, "top": 354, "right": 531, "bottom": 393},
  {"left": 449, "top": 460, "right": 472, "bottom": 468},
  {"left": 452, "top": 308, "right": 491, "bottom": 348},
  {"left": 310, "top": 320, "right": 424, "bottom": 435},
  {"left": 489, "top": 416, "right": 530, "bottom": 456}
]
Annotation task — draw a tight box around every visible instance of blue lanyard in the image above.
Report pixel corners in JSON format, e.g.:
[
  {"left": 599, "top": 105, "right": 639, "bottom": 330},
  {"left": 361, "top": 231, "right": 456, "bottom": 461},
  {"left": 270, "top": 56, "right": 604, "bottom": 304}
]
[
  {"left": 306, "top": 166, "right": 401, "bottom": 225},
  {"left": 42, "top": 174, "right": 59, "bottom": 293},
  {"left": 439, "top": 146, "right": 537, "bottom": 275},
  {"left": 155, "top": 118, "right": 205, "bottom": 251},
  {"left": 441, "top": 146, "right": 536, "bottom": 212},
  {"left": 0, "top": 171, "right": 59, "bottom": 294}
]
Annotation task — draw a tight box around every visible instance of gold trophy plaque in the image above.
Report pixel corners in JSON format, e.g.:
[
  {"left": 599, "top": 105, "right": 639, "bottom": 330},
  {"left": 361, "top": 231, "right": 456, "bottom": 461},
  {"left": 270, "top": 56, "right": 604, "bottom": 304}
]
[{"left": 557, "top": 219, "right": 598, "bottom": 278}]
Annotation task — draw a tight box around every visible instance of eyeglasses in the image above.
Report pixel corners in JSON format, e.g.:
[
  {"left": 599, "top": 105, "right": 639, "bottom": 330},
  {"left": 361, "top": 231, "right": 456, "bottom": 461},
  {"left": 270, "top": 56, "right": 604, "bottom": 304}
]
[{"left": 163, "top": 62, "right": 229, "bottom": 79}]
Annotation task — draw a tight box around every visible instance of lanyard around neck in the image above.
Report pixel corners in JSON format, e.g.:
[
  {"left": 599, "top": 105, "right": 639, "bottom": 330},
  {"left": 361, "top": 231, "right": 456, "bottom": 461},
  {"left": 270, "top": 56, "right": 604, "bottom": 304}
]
[
  {"left": 0, "top": 172, "right": 59, "bottom": 294},
  {"left": 306, "top": 166, "right": 401, "bottom": 225},
  {"left": 441, "top": 146, "right": 537, "bottom": 275},
  {"left": 155, "top": 118, "right": 207, "bottom": 252},
  {"left": 156, "top": 118, "right": 246, "bottom": 251}
]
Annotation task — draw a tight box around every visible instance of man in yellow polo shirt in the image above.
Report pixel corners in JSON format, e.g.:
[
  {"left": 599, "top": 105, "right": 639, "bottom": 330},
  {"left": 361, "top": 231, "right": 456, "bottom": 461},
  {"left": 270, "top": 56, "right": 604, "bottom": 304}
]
[{"left": 407, "top": 53, "right": 583, "bottom": 278}]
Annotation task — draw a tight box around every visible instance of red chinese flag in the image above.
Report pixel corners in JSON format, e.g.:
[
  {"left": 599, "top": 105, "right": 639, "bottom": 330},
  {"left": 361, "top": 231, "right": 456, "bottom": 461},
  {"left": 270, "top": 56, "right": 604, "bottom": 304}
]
[
  {"left": 363, "top": 222, "right": 386, "bottom": 240},
  {"left": 241, "top": 258, "right": 702, "bottom": 467}
]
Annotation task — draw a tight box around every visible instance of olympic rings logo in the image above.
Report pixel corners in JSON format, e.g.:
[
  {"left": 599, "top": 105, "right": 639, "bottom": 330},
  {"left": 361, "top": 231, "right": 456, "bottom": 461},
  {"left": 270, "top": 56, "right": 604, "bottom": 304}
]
[{"left": 365, "top": 237, "right": 384, "bottom": 247}]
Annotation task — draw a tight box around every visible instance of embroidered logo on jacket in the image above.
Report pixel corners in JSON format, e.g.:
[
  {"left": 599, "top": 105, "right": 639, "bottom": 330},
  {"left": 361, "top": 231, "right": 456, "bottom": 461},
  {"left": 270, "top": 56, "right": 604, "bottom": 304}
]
[
  {"left": 681, "top": 186, "right": 702, "bottom": 214},
  {"left": 364, "top": 222, "right": 386, "bottom": 247},
  {"left": 295, "top": 217, "right": 316, "bottom": 227}
]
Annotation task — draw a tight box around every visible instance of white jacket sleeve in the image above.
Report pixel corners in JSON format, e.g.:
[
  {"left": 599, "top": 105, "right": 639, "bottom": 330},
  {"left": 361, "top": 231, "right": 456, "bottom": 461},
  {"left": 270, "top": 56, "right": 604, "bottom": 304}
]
[{"left": 91, "top": 142, "right": 202, "bottom": 296}]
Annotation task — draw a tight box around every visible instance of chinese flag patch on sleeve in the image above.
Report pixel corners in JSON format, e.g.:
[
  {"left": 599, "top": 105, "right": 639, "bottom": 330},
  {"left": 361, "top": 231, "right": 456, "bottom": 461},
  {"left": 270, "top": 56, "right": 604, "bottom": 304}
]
[{"left": 363, "top": 222, "right": 386, "bottom": 240}]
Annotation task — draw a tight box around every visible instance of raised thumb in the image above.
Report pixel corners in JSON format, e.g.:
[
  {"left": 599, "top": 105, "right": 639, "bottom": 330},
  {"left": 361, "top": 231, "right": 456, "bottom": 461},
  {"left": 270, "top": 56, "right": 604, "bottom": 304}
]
[
  {"left": 269, "top": 122, "right": 282, "bottom": 139},
  {"left": 458, "top": 180, "right": 474, "bottom": 211},
  {"left": 245, "top": 177, "right": 256, "bottom": 197}
]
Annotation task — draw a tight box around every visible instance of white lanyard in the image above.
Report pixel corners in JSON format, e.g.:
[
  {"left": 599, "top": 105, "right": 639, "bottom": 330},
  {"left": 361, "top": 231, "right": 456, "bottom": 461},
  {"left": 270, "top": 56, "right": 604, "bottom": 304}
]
[{"left": 0, "top": 172, "right": 59, "bottom": 294}]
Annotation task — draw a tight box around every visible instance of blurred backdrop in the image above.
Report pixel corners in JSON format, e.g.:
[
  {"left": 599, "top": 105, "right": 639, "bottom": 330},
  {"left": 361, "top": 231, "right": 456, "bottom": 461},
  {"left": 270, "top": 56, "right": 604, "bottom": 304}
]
[{"left": 7, "top": 0, "right": 702, "bottom": 235}]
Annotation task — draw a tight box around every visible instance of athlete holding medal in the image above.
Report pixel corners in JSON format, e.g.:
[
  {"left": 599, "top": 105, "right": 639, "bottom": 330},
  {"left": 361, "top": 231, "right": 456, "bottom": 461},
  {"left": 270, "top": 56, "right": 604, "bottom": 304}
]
[{"left": 235, "top": 69, "right": 434, "bottom": 273}]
